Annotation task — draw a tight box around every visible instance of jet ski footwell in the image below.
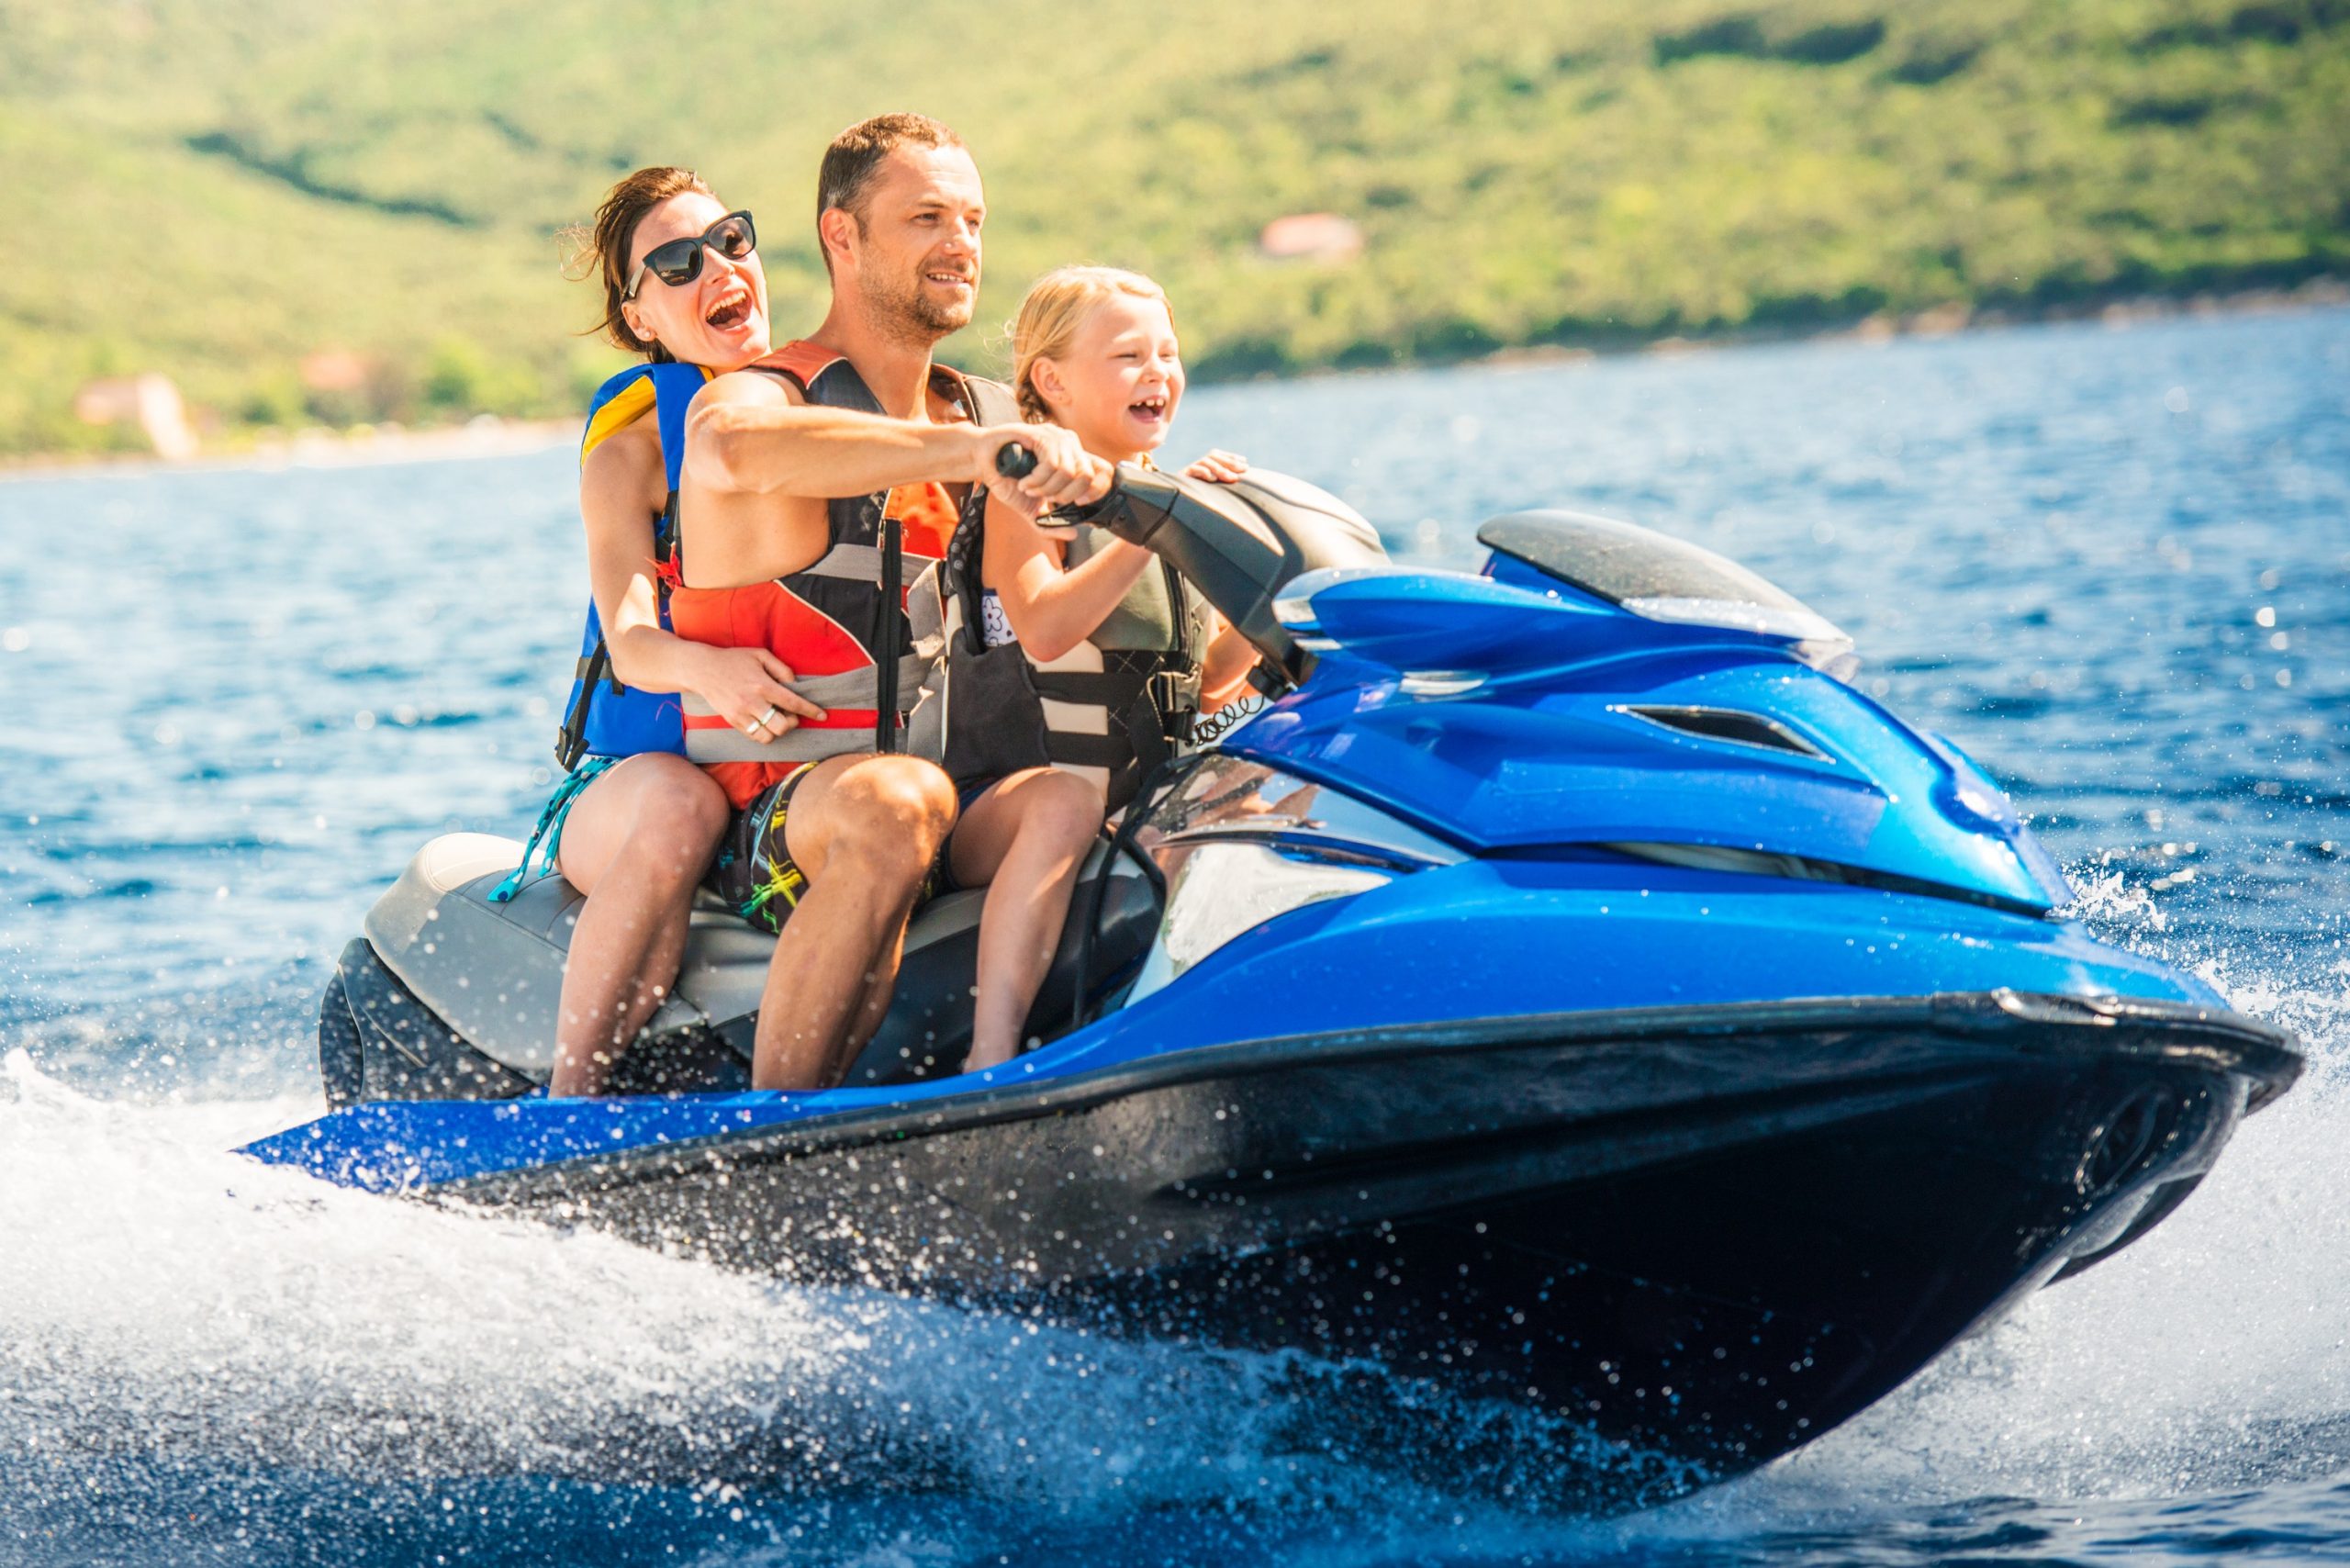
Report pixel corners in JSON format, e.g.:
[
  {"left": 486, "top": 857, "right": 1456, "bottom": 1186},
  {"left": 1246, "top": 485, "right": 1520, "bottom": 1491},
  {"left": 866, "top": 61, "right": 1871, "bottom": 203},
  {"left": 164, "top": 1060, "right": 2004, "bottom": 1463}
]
[{"left": 277, "top": 990, "right": 2292, "bottom": 1477}]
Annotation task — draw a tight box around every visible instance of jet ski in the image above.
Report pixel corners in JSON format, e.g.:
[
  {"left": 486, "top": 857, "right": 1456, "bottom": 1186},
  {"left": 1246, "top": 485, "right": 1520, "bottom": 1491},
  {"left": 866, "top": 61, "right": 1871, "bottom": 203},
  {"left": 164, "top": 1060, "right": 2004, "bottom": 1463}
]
[{"left": 241, "top": 463, "right": 2299, "bottom": 1485}]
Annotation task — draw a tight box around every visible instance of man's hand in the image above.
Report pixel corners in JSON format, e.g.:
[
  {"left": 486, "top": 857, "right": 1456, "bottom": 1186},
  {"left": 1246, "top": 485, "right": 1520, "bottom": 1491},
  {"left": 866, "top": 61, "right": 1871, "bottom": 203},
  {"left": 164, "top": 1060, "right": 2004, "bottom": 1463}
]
[
  {"left": 975, "top": 423, "right": 1113, "bottom": 518},
  {"left": 692, "top": 645, "right": 825, "bottom": 740},
  {"left": 1183, "top": 450, "right": 1248, "bottom": 483}
]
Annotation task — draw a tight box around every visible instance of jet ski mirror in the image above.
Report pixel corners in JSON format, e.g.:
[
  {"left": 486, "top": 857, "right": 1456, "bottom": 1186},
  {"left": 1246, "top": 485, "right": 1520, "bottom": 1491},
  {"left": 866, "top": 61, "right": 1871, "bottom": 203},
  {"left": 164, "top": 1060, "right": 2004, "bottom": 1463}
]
[{"left": 1054, "top": 462, "right": 1390, "bottom": 685}]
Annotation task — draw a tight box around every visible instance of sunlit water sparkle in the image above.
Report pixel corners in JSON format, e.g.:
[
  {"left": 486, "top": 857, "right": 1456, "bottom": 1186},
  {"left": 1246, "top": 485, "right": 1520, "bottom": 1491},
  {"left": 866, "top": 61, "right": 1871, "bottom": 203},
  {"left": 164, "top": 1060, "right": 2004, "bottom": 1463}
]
[{"left": 3, "top": 307, "right": 2346, "bottom": 1564}]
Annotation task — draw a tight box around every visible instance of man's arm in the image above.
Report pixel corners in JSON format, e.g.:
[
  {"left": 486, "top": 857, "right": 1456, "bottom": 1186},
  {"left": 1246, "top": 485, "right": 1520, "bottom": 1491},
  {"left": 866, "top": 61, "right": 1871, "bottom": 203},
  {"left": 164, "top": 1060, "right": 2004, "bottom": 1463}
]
[{"left": 684, "top": 369, "right": 1110, "bottom": 510}]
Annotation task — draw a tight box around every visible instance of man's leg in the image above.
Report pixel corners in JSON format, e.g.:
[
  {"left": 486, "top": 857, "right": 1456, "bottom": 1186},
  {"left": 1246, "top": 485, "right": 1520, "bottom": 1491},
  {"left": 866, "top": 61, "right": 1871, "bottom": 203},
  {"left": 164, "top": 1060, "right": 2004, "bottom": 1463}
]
[
  {"left": 549, "top": 755, "right": 733, "bottom": 1095},
  {"left": 753, "top": 754, "right": 957, "bottom": 1090},
  {"left": 948, "top": 767, "right": 1105, "bottom": 1072}
]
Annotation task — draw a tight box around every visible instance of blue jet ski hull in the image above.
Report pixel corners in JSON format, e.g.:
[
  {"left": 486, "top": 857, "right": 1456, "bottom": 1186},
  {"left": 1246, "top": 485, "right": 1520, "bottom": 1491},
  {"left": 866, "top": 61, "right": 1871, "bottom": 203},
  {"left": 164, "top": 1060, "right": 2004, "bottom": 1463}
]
[
  {"left": 265, "top": 982, "right": 2290, "bottom": 1490},
  {"left": 248, "top": 893, "right": 2294, "bottom": 1486}
]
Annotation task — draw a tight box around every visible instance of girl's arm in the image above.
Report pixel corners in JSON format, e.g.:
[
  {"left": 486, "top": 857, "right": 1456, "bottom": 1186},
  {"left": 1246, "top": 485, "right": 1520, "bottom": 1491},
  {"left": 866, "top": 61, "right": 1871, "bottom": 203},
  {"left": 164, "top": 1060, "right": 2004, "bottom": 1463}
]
[
  {"left": 581, "top": 424, "right": 821, "bottom": 729},
  {"left": 1197, "top": 612, "right": 1259, "bottom": 712},
  {"left": 981, "top": 489, "right": 1158, "bottom": 663}
]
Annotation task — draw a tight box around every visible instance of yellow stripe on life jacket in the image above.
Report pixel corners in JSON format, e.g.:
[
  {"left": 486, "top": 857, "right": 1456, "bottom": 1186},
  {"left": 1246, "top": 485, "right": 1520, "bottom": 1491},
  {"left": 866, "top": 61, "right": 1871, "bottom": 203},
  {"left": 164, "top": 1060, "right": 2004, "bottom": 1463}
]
[{"left": 578, "top": 363, "right": 715, "bottom": 468}]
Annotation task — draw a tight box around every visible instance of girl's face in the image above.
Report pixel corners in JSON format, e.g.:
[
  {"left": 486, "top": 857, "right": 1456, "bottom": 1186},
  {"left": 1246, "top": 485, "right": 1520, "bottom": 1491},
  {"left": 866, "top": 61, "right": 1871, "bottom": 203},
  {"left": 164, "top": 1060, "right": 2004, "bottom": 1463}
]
[{"left": 1034, "top": 292, "right": 1183, "bottom": 461}]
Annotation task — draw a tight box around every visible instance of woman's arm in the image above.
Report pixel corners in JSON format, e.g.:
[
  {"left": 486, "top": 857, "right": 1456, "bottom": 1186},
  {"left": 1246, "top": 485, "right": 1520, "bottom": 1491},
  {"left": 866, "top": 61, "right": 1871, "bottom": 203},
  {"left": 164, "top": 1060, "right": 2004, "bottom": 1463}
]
[
  {"left": 981, "top": 490, "right": 1158, "bottom": 663},
  {"left": 581, "top": 424, "right": 821, "bottom": 729}
]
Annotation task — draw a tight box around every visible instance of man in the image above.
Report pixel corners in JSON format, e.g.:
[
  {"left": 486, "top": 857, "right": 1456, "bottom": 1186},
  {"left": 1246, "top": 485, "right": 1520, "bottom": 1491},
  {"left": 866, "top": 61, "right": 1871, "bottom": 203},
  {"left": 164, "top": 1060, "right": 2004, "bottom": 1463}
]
[{"left": 674, "top": 113, "right": 1111, "bottom": 1092}]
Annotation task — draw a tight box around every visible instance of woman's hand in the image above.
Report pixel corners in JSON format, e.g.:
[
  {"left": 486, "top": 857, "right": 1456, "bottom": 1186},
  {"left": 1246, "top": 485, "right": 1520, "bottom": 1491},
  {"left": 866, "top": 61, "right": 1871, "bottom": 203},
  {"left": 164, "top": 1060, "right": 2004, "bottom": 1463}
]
[
  {"left": 690, "top": 645, "right": 825, "bottom": 741},
  {"left": 1183, "top": 450, "right": 1248, "bottom": 483}
]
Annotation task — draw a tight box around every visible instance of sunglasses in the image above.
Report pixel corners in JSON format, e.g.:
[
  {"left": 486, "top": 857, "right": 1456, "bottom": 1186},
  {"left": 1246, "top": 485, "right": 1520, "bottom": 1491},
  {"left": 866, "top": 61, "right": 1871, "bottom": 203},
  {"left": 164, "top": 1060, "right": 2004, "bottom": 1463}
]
[{"left": 622, "top": 210, "right": 757, "bottom": 300}]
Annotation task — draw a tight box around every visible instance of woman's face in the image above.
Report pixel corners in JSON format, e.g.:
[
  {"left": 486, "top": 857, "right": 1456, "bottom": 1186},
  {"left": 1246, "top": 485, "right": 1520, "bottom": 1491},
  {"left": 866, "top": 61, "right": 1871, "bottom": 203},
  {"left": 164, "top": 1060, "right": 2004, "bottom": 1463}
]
[
  {"left": 618, "top": 191, "right": 771, "bottom": 368},
  {"left": 1035, "top": 292, "right": 1183, "bottom": 461}
]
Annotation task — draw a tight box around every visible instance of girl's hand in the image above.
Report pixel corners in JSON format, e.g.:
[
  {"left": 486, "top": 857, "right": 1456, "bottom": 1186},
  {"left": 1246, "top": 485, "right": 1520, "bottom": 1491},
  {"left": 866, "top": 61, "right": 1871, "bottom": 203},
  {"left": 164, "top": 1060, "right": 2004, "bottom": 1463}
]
[
  {"left": 693, "top": 645, "right": 825, "bottom": 740},
  {"left": 1183, "top": 450, "right": 1248, "bottom": 483}
]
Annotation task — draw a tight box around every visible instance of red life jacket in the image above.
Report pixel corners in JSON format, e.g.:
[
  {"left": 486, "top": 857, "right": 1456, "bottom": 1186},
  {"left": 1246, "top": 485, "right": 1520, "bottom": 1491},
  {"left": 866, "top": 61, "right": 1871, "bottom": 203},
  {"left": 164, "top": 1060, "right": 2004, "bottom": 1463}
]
[{"left": 666, "top": 342, "right": 1013, "bottom": 808}]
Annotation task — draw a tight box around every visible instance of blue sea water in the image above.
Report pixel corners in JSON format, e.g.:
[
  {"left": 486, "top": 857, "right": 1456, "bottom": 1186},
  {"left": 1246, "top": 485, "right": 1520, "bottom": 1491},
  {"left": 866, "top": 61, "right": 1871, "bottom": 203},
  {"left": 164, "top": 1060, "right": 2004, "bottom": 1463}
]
[{"left": 2, "top": 306, "right": 2347, "bottom": 1565}]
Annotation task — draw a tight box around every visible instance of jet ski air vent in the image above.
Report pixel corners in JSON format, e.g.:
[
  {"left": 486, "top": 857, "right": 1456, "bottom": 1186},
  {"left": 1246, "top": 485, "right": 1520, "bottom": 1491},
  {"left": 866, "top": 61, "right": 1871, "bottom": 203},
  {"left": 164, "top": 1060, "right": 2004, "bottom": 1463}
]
[{"left": 1614, "top": 704, "right": 1828, "bottom": 760}]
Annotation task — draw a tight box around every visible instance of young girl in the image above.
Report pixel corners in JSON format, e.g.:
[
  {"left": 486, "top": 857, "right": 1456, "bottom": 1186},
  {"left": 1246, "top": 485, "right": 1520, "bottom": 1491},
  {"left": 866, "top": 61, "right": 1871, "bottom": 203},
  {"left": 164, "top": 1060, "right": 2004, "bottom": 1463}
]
[
  {"left": 933, "top": 270, "right": 1258, "bottom": 1072},
  {"left": 943, "top": 267, "right": 1259, "bottom": 835}
]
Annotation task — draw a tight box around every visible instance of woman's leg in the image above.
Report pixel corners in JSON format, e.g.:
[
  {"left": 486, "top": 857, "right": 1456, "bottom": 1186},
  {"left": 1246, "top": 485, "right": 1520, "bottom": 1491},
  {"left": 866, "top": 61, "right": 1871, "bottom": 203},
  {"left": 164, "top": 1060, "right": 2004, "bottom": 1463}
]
[
  {"left": 949, "top": 767, "right": 1106, "bottom": 1072},
  {"left": 549, "top": 755, "right": 733, "bottom": 1094}
]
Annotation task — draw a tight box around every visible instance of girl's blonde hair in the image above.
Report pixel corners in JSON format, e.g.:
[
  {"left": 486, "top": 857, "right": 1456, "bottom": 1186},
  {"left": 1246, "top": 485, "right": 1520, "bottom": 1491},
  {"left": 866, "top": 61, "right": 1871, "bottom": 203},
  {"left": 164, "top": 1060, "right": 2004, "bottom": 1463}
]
[{"left": 1009, "top": 266, "right": 1174, "bottom": 423}]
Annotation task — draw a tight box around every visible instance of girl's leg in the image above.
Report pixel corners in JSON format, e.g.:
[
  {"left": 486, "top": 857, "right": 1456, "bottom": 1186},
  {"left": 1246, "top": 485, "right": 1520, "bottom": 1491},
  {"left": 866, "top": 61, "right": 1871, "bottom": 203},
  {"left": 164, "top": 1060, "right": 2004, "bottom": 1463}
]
[
  {"left": 948, "top": 767, "right": 1106, "bottom": 1072},
  {"left": 549, "top": 755, "right": 733, "bottom": 1094}
]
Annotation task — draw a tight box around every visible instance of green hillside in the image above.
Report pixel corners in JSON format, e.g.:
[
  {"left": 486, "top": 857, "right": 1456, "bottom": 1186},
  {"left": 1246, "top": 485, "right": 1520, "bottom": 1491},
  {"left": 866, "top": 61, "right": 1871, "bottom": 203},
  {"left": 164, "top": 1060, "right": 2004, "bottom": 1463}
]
[{"left": 6, "top": 0, "right": 2346, "bottom": 456}]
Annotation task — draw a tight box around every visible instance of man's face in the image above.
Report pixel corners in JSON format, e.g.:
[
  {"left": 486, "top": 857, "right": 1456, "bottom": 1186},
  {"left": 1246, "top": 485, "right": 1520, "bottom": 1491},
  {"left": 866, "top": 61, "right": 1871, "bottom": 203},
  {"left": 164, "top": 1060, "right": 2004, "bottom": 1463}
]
[{"left": 842, "top": 144, "right": 985, "bottom": 343}]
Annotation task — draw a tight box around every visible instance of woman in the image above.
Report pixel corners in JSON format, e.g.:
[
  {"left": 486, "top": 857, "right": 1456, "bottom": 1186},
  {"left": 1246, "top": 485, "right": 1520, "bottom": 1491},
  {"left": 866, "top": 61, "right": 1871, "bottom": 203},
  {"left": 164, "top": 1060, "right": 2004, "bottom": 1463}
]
[
  {"left": 532, "top": 168, "right": 809, "bottom": 1094},
  {"left": 939, "top": 266, "right": 1259, "bottom": 1070}
]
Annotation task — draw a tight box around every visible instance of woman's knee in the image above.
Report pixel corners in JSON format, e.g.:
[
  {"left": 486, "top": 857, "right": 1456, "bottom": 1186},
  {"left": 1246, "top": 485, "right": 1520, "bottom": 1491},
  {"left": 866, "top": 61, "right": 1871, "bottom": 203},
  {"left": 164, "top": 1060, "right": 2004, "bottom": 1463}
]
[{"left": 632, "top": 763, "right": 728, "bottom": 852}]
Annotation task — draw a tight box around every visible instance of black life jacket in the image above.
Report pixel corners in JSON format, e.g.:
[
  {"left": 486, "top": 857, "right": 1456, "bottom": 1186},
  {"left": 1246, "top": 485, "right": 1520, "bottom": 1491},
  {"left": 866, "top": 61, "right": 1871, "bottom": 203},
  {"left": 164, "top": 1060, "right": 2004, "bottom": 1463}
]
[{"left": 932, "top": 466, "right": 1214, "bottom": 812}]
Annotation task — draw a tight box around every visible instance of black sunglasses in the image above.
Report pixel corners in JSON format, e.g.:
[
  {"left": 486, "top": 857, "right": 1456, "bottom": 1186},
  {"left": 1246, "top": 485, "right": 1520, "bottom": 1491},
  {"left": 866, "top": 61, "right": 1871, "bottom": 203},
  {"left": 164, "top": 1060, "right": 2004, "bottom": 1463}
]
[{"left": 622, "top": 210, "right": 757, "bottom": 300}]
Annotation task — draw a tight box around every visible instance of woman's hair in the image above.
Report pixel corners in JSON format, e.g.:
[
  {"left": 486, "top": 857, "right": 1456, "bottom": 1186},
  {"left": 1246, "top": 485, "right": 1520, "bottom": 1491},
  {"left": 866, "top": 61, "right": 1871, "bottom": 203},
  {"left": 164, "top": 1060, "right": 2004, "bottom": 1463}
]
[
  {"left": 565, "top": 166, "right": 714, "bottom": 363},
  {"left": 1009, "top": 266, "right": 1172, "bottom": 423}
]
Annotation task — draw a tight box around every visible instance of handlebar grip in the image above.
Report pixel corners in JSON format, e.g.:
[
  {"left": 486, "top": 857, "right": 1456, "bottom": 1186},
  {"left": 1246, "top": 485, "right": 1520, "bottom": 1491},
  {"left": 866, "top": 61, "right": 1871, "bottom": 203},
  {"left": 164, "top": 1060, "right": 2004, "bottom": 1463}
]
[
  {"left": 994, "top": 441, "right": 1038, "bottom": 480},
  {"left": 1054, "top": 494, "right": 1115, "bottom": 527}
]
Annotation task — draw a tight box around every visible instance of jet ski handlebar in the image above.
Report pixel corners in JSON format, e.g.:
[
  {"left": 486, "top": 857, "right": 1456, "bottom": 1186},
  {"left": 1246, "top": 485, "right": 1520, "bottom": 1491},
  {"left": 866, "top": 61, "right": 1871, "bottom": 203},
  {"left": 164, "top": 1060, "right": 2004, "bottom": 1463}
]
[
  {"left": 994, "top": 440, "right": 1119, "bottom": 527},
  {"left": 988, "top": 450, "right": 1389, "bottom": 684}
]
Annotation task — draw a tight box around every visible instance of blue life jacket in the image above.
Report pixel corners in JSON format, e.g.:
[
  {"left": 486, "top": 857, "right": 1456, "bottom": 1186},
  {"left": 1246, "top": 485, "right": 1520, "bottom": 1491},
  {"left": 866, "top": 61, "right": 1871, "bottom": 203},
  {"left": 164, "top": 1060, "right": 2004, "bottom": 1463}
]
[{"left": 554, "top": 361, "right": 711, "bottom": 770}]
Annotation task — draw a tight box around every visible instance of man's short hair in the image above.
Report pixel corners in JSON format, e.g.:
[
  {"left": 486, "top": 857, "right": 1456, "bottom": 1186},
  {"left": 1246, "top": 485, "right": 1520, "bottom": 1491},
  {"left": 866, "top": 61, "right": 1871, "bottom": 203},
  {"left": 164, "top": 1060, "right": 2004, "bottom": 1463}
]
[{"left": 816, "top": 112, "right": 967, "bottom": 267}]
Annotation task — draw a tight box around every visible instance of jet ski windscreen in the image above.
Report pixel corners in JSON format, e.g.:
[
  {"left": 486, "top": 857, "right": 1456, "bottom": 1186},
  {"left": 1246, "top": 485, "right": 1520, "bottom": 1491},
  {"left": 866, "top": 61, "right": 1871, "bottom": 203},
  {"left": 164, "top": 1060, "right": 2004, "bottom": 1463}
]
[
  {"left": 1476, "top": 510, "right": 1806, "bottom": 607},
  {"left": 1478, "top": 509, "right": 1853, "bottom": 669},
  {"left": 1087, "top": 465, "right": 1389, "bottom": 682}
]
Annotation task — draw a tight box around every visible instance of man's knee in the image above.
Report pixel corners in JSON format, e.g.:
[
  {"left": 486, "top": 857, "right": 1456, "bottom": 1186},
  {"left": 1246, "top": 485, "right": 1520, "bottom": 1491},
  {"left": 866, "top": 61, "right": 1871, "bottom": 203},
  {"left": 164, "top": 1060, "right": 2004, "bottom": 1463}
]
[
  {"left": 832, "top": 758, "right": 956, "bottom": 868},
  {"left": 845, "top": 758, "right": 957, "bottom": 834}
]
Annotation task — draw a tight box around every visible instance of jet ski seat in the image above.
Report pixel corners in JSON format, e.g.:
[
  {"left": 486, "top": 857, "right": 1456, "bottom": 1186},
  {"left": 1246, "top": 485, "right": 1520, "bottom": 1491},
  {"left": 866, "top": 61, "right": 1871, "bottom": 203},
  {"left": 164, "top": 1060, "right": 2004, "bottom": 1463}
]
[{"left": 328, "top": 831, "right": 1159, "bottom": 1105}]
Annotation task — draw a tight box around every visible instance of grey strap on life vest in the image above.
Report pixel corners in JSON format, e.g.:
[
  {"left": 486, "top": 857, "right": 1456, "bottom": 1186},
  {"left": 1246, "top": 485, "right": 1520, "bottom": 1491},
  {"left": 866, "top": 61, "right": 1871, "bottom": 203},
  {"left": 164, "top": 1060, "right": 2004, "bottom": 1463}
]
[
  {"left": 681, "top": 724, "right": 880, "bottom": 767},
  {"left": 678, "top": 653, "right": 933, "bottom": 764},
  {"left": 792, "top": 540, "right": 946, "bottom": 584}
]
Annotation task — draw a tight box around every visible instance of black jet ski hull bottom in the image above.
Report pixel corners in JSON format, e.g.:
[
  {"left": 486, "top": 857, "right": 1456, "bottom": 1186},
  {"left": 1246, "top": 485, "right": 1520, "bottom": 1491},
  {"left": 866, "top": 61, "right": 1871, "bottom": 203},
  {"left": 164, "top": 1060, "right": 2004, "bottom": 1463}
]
[{"left": 450, "top": 994, "right": 2295, "bottom": 1488}]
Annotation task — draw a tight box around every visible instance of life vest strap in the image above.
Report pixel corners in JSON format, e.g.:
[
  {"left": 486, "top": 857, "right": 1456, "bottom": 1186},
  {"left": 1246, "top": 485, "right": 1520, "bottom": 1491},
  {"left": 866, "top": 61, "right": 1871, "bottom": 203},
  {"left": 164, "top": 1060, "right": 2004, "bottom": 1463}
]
[
  {"left": 684, "top": 723, "right": 890, "bottom": 767},
  {"left": 1043, "top": 732, "right": 1134, "bottom": 769},
  {"left": 1033, "top": 669, "right": 1156, "bottom": 708},
  {"left": 678, "top": 654, "right": 930, "bottom": 723},
  {"left": 793, "top": 542, "right": 945, "bottom": 584},
  {"left": 794, "top": 655, "right": 931, "bottom": 711}
]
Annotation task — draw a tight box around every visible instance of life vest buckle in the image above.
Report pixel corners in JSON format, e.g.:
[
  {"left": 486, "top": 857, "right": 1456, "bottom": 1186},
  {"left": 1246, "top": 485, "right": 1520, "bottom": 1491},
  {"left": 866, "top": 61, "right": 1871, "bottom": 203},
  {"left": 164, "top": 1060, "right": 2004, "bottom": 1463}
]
[{"left": 1145, "top": 667, "right": 1199, "bottom": 745}]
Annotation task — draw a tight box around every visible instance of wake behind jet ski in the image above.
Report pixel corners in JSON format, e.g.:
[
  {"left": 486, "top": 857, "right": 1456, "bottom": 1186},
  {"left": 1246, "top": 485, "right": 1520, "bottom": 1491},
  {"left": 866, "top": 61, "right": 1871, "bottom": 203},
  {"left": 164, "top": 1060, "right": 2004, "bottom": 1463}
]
[{"left": 242, "top": 462, "right": 2298, "bottom": 1490}]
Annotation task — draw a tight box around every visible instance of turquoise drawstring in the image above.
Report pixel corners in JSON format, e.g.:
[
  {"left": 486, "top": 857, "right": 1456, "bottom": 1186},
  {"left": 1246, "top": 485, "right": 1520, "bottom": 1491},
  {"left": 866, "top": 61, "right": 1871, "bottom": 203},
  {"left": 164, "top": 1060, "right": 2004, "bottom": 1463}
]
[{"left": 490, "top": 757, "right": 616, "bottom": 902}]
